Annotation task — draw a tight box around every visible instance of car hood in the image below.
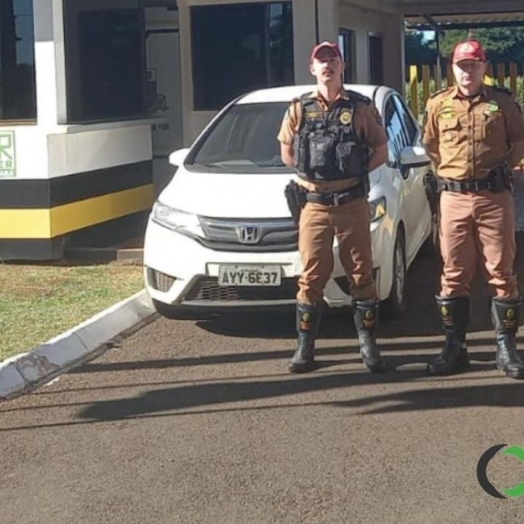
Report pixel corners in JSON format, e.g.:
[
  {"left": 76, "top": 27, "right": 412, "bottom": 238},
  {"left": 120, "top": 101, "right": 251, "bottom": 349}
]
[{"left": 158, "top": 168, "right": 383, "bottom": 218}]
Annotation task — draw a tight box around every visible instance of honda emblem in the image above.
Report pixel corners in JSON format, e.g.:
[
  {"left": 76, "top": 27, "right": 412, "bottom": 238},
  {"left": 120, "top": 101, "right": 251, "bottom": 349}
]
[{"left": 237, "top": 225, "right": 260, "bottom": 244}]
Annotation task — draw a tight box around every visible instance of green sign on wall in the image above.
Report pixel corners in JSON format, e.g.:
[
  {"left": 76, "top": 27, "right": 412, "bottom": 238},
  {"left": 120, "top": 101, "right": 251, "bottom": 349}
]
[{"left": 0, "top": 131, "right": 16, "bottom": 178}]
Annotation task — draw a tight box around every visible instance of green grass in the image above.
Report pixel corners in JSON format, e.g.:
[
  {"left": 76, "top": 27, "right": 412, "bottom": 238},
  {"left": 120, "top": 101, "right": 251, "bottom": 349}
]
[{"left": 0, "top": 261, "right": 144, "bottom": 361}]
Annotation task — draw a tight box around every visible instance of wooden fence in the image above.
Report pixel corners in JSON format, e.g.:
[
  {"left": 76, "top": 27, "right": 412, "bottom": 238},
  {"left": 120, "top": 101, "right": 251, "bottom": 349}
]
[{"left": 407, "top": 63, "right": 524, "bottom": 117}]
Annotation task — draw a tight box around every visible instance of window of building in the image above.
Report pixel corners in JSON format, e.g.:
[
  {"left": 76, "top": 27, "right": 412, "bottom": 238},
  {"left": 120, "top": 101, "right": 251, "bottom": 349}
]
[
  {"left": 368, "top": 32, "right": 383, "bottom": 85},
  {"left": 63, "top": 0, "right": 147, "bottom": 123},
  {"left": 191, "top": 2, "right": 294, "bottom": 111},
  {"left": 338, "top": 29, "right": 356, "bottom": 83},
  {"left": 0, "top": 0, "right": 37, "bottom": 122}
]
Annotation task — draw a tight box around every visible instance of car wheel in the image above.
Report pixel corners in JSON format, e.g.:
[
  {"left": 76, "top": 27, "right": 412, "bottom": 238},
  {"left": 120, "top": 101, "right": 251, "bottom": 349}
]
[{"left": 382, "top": 229, "right": 407, "bottom": 318}]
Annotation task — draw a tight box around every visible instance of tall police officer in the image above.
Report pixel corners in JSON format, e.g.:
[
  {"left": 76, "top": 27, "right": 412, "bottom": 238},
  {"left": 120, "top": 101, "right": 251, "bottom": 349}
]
[
  {"left": 278, "top": 41, "right": 387, "bottom": 373},
  {"left": 422, "top": 40, "right": 524, "bottom": 379}
]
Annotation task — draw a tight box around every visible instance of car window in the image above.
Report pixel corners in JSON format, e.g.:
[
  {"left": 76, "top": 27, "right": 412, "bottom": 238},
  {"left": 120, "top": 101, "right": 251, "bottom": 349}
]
[
  {"left": 393, "top": 94, "right": 418, "bottom": 145},
  {"left": 384, "top": 98, "right": 409, "bottom": 166},
  {"left": 188, "top": 102, "right": 290, "bottom": 173}
]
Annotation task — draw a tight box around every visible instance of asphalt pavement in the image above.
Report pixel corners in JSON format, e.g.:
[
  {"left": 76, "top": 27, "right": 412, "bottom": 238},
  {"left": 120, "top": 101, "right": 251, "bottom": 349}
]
[{"left": 2, "top": 237, "right": 524, "bottom": 523}]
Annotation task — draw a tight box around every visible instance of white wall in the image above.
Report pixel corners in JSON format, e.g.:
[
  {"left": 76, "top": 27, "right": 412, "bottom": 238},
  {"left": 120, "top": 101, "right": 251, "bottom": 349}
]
[
  {"left": 0, "top": 0, "right": 154, "bottom": 182},
  {"left": 0, "top": 0, "right": 405, "bottom": 183},
  {"left": 338, "top": 0, "right": 403, "bottom": 89},
  {"left": 178, "top": 0, "right": 404, "bottom": 143}
]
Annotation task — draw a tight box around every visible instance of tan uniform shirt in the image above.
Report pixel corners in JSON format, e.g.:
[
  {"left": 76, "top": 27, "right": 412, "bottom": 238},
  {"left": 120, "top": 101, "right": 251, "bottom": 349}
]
[
  {"left": 277, "top": 89, "right": 387, "bottom": 192},
  {"left": 422, "top": 85, "right": 524, "bottom": 180}
]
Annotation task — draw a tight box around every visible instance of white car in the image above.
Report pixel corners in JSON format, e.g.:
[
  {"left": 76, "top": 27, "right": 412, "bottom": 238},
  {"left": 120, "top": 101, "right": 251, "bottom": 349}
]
[{"left": 143, "top": 84, "right": 433, "bottom": 318}]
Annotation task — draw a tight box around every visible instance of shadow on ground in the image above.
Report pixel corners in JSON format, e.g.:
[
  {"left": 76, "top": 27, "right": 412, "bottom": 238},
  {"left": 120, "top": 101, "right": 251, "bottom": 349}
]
[{"left": 196, "top": 232, "right": 524, "bottom": 340}]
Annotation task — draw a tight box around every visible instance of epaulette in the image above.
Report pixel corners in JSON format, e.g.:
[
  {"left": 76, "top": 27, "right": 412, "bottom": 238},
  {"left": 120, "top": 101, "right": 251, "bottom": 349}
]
[
  {"left": 429, "top": 87, "right": 452, "bottom": 99},
  {"left": 291, "top": 93, "right": 316, "bottom": 107},
  {"left": 347, "top": 90, "right": 371, "bottom": 105},
  {"left": 491, "top": 85, "right": 513, "bottom": 97}
]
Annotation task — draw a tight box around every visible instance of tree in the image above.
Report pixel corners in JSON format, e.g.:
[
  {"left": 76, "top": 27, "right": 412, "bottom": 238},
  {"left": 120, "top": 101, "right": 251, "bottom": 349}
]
[
  {"left": 434, "top": 27, "right": 524, "bottom": 64},
  {"left": 405, "top": 30, "right": 437, "bottom": 66}
]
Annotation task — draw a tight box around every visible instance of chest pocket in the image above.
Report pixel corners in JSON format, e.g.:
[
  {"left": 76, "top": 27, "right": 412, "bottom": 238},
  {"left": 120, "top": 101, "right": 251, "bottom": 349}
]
[
  {"left": 482, "top": 111, "right": 506, "bottom": 141},
  {"left": 439, "top": 118, "right": 460, "bottom": 144}
]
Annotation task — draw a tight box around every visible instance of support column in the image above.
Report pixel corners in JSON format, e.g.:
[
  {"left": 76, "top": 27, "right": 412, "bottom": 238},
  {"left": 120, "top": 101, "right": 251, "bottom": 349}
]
[{"left": 382, "top": 13, "right": 404, "bottom": 93}]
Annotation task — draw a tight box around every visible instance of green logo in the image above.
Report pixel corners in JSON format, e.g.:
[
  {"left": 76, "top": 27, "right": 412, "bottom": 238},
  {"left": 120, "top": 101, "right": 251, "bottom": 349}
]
[
  {"left": 477, "top": 444, "right": 524, "bottom": 499},
  {"left": 0, "top": 131, "right": 16, "bottom": 178}
]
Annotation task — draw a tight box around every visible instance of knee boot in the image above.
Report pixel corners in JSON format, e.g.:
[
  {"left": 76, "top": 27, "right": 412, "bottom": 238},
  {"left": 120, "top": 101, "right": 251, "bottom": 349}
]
[
  {"left": 354, "top": 299, "right": 385, "bottom": 373},
  {"left": 492, "top": 297, "right": 524, "bottom": 380},
  {"left": 289, "top": 302, "right": 322, "bottom": 374},
  {"left": 428, "top": 296, "right": 470, "bottom": 375}
]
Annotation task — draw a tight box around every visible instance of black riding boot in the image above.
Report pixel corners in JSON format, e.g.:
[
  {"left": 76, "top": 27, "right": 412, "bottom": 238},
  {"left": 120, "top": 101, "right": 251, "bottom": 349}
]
[
  {"left": 428, "top": 296, "right": 470, "bottom": 375},
  {"left": 289, "top": 302, "right": 322, "bottom": 374},
  {"left": 492, "top": 297, "right": 524, "bottom": 380},
  {"left": 354, "top": 299, "right": 385, "bottom": 373}
]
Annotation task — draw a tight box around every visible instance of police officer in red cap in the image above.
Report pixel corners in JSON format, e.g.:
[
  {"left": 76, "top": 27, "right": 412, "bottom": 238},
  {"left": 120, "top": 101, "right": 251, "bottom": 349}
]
[
  {"left": 422, "top": 39, "right": 524, "bottom": 379},
  {"left": 278, "top": 41, "right": 387, "bottom": 373}
]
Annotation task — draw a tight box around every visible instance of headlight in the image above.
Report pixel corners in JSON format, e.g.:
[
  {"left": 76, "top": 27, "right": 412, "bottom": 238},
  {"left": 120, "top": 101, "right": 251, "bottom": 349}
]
[
  {"left": 369, "top": 196, "right": 387, "bottom": 223},
  {"left": 152, "top": 201, "right": 204, "bottom": 237}
]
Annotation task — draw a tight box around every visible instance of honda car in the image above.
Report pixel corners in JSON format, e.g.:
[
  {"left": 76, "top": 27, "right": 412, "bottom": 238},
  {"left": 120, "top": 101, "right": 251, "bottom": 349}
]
[{"left": 143, "top": 84, "right": 433, "bottom": 317}]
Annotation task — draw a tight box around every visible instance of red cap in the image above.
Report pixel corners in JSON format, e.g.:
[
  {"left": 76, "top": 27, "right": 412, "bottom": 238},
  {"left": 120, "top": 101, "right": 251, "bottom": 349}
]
[
  {"left": 452, "top": 40, "right": 486, "bottom": 63},
  {"left": 310, "top": 41, "right": 343, "bottom": 62}
]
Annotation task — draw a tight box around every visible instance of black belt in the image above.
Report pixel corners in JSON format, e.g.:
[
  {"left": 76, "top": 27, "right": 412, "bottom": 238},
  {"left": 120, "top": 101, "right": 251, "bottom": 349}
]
[
  {"left": 305, "top": 184, "right": 366, "bottom": 206},
  {"left": 438, "top": 169, "right": 512, "bottom": 193}
]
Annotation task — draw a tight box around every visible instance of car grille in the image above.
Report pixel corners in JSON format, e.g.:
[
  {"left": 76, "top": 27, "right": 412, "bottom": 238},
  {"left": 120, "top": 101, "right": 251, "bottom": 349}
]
[
  {"left": 184, "top": 276, "right": 298, "bottom": 302},
  {"left": 198, "top": 217, "right": 298, "bottom": 252}
]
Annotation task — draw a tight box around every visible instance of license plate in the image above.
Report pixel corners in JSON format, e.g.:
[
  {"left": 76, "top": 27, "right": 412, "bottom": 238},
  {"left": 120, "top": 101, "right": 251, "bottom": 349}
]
[{"left": 218, "top": 265, "right": 281, "bottom": 286}]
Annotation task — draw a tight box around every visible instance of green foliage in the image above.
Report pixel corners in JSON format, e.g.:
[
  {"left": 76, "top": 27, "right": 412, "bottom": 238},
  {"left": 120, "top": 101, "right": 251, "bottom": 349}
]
[
  {"left": 405, "top": 31, "right": 437, "bottom": 66},
  {"left": 406, "top": 27, "right": 524, "bottom": 68},
  {"left": 439, "top": 28, "right": 524, "bottom": 64}
]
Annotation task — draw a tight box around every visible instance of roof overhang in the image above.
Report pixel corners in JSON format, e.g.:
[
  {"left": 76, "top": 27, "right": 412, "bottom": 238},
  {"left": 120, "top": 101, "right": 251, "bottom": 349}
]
[{"left": 399, "top": 0, "right": 524, "bottom": 30}]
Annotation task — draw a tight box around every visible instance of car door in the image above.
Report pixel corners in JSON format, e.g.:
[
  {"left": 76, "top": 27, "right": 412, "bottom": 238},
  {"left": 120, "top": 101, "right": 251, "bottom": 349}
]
[
  {"left": 383, "top": 96, "right": 413, "bottom": 242},
  {"left": 392, "top": 94, "right": 431, "bottom": 259},
  {"left": 383, "top": 94, "right": 428, "bottom": 261}
]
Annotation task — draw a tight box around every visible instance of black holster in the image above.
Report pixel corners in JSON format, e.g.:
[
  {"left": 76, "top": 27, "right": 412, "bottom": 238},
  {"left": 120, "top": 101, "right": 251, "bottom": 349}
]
[
  {"left": 423, "top": 172, "right": 440, "bottom": 215},
  {"left": 488, "top": 164, "right": 514, "bottom": 193},
  {"left": 284, "top": 180, "right": 307, "bottom": 226}
]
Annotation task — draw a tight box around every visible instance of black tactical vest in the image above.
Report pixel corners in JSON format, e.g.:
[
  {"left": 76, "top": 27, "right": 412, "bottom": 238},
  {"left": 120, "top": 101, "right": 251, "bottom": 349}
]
[{"left": 293, "top": 91, "right": 370, "bottom": 182}]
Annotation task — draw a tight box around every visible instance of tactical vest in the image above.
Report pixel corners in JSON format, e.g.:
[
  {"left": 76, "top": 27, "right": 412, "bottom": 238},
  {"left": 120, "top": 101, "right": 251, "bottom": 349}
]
[{"left": 293, "top": 91, "right": 370, "bottom": 182}]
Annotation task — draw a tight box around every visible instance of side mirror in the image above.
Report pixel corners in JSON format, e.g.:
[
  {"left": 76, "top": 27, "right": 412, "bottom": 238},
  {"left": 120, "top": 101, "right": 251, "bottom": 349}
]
[
  {"left": 169, "top": 148, "right": 190, "bottom": 167},
  {"left": 400, "top": 145, "right": 430, "bottom": 168}
]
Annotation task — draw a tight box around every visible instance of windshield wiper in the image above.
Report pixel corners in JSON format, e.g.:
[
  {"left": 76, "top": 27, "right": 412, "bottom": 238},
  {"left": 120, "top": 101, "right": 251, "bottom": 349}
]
[
  {"left": 256, "top": 160, "right": 287, "bottom": 167},
  {"left": 191, "top": 162, "right": 226, "bottom": 169}
]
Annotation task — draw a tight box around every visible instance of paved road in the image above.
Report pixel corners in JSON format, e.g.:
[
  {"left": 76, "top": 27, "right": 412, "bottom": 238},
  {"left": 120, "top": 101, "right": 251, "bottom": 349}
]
[{"left": 2, "top": 239, "right": 524, "bottom": 524}]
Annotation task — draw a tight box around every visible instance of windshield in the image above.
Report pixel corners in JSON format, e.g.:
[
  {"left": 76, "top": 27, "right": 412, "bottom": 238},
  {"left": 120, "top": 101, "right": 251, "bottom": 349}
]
[{"left": 188, "top": 102, "right": 291, "bottom": 173}]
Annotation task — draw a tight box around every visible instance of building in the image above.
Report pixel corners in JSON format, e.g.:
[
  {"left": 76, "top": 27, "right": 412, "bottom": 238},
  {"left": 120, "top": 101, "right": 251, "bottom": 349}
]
[{"left": 1, "top": 0, "right": 523, "bottom": 260}]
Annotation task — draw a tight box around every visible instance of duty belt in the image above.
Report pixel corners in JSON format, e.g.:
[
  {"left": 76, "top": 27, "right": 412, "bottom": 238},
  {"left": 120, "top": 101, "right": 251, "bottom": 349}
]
[
  {"left": 305, "top": 184, "right": 366, "bottom": 206},
  {"left": 438, "top": 170, "right": 512, "bottom": 194}
]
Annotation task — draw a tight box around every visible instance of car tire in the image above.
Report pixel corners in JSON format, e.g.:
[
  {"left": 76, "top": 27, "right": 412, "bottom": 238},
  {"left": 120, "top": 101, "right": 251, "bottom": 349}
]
[{"left": 382, "top": 229, "right": 407, "bottom": 319}]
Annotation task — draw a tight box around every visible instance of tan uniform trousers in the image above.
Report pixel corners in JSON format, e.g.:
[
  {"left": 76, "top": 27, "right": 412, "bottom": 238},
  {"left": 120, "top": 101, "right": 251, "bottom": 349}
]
[
  {"left": 439, "top": 189, "right": 518, "bottom": 299},
  {"left": 297, "top": 198, "right": 376, "bottom": 305}
]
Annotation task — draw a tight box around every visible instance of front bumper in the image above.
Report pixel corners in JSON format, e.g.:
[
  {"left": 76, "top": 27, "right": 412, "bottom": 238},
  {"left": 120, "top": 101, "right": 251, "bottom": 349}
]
[{"left": 144, "top": 217, "right": 384, "bottom": 310}]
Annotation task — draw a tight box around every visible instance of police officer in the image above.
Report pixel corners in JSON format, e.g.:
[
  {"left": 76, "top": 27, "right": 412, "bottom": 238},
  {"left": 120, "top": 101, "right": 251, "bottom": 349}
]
[
  {"left": 278, "top": 41, "right": 387, "bottom": 373},
  {"left": 422, "top": 40, "right": 524, "bottom": 379}
]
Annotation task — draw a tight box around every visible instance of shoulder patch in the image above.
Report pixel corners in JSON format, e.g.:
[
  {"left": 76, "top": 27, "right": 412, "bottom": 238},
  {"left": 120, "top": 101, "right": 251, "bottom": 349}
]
[{"left": 347, "top": 90, "right": 371, "bottom": 105}]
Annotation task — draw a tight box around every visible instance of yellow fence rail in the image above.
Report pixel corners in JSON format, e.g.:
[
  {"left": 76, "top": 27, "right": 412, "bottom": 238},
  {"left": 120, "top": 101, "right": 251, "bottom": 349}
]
[{"left": 407, "top": 62, "right": 524, "bottom": 117}]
